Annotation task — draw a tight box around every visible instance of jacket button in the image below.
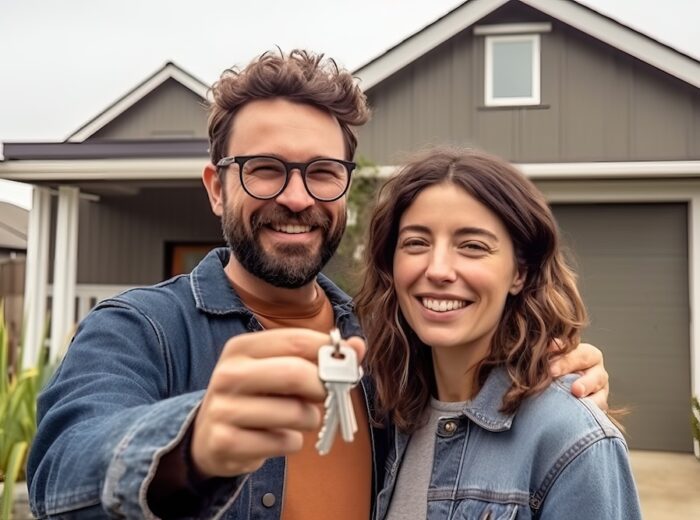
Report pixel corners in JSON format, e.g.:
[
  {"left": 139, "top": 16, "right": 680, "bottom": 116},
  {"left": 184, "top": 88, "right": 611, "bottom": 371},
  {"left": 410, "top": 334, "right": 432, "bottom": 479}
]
[
  {"left": 439, "top": 419, "right": 458, "bottom": 436},
  {"left": 262, "top": 493, "right": 276, "bottom": 508}
]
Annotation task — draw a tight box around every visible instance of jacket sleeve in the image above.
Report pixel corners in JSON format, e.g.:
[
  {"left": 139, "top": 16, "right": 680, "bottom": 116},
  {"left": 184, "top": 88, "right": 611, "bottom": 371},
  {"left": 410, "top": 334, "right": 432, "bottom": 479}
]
[
  {"left": 536, "top": 436, "right": 642, "bottom": 519},
  {"left": 27, "top": 300, "right": 243, "bottom": 519}
]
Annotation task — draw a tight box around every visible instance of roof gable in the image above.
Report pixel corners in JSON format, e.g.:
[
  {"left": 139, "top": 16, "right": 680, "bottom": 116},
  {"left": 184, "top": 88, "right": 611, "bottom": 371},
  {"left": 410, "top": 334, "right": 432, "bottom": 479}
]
[
  {"left": 354, "top": 0, "right": 700, "bottom": 90},
  {"left": 67, "top": 62, "right": 209, "bottom": 142}
]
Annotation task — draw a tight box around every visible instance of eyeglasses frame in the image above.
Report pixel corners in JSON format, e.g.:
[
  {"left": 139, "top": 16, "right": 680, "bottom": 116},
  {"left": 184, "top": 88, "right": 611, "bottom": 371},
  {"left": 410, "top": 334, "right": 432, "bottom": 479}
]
[{"left": 216, "top": 155, "right": 356, "bottom": 202}]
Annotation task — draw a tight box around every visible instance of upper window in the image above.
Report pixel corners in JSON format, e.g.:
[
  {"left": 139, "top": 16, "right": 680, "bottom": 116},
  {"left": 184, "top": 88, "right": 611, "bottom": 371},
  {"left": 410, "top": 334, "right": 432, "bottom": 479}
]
[{"left": 484, "top": 33, "right": 540, "bottom": 106}]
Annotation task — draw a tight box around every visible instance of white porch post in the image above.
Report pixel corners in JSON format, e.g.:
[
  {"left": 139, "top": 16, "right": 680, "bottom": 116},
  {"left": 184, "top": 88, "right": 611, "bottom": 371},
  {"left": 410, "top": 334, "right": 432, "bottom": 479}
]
[
  {"left": 22, "top": 186, "right": 51, "bottom": 367},
  {"left": 49, "top": 186, "right": 80, "bottom": 362}
]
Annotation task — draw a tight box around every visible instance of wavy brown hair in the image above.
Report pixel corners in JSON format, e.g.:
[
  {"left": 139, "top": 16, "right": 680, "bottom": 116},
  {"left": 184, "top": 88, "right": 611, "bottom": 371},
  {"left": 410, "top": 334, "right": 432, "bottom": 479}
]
[
  {"left": 207, "top": 49, "right": 370, "bottom": 165},
  {"left": 355, "top": 147, "right": 588, "bottom": 433}
]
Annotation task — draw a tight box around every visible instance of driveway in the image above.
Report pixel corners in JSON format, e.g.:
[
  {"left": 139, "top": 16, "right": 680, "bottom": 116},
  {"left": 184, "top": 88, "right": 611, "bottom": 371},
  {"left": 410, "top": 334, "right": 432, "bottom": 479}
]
[{"left": 629, "top": 450, "right": 700, "bottom": 518}]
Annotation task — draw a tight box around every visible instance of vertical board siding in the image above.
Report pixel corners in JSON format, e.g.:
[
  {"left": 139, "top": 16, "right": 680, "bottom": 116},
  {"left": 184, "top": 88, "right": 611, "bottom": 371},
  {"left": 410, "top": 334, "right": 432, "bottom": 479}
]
[
  {"left": 357, "top": 6, "right": 700, "bottom": 165},
  {"left": 72, "top": 186, "right": 222, "bottom": 285},
  {"left": 630, "top": 67, "right": 695, "bottom": 160}
]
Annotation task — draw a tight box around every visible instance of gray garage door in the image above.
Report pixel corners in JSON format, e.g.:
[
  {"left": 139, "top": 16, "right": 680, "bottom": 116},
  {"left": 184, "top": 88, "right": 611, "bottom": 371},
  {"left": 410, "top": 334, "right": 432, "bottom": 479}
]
[{"left": 551, "top": 203, "right": 691, "bottom": 452}]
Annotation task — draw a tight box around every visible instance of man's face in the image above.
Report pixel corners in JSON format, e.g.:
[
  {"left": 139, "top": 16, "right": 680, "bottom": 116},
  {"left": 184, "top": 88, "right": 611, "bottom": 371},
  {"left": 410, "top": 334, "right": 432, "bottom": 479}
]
[{"left": 220, "top": 98, "right": 348, "bottom": 288}]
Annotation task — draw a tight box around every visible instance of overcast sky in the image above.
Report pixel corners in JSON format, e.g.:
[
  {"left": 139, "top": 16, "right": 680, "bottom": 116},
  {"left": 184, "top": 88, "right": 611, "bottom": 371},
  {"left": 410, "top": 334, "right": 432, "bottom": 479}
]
[{"left": 1, "top": 0, "right": 699, "bottom": 207}]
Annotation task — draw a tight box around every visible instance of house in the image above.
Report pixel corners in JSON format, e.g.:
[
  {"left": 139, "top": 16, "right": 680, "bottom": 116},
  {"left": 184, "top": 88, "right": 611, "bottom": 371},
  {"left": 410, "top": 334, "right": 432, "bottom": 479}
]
[
  {"left": 1, "top": 0, "right": 698, "bottom": 455},
  {"left": 352, "top": 0, "right": 700, "bottom": 455},
  {"left": 0, "top": 62, "right": 223, "bottom": 367}
]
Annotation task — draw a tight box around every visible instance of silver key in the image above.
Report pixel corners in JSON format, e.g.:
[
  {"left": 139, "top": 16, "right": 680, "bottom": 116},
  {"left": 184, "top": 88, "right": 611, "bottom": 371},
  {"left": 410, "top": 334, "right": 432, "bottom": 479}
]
[
  {"left": 315, "top": 390, "right": 339, "bottom": 455},
  {"left": 330, "top": 378, "right": 356, "bottom": 442},
  {"left": 315, "top": 330, "right": 362, "bottom": 455}
]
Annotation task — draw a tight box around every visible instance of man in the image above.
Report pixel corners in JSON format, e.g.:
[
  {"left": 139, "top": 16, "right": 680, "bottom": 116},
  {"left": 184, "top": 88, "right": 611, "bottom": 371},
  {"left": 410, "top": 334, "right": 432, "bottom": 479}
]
[{"left": 28, "top": 50, "right": 609, "bottom": 519}]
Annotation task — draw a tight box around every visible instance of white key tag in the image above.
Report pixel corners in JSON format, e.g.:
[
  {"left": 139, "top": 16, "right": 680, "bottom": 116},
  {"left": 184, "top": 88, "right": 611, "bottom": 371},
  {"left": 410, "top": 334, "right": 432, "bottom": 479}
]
[{"left": 318, "top": 345, "right": 361, "bottom": 383}]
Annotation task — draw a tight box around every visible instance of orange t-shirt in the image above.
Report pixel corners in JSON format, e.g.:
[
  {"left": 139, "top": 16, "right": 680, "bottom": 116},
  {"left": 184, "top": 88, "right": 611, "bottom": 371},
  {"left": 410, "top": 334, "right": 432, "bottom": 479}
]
[{"left": 231, "top": 280, "right": 372, "bottom": 520}]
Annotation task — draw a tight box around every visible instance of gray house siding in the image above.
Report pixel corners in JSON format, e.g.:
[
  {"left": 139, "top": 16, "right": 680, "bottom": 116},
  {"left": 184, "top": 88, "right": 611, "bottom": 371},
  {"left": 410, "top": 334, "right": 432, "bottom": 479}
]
[
  {"left": 357, "top": 5, "right": 700, "bottom": 165},
  {"left": 48, "top": 187, "right": 222, "bottom": 285},
  {"left": 89, "top": 79, "right": 208, "bottom": 140}
]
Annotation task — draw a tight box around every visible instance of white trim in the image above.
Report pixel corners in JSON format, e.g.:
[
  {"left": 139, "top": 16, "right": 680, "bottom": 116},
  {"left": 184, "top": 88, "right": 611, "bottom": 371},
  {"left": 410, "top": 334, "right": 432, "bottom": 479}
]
[
  {"left": 22, "top": 187, "right": 50, "bottom": 367},
  {"left": 523, "top": 0, "right": 700, "bottom": 88},
  {"left": 49, "top": 187, "right": 79, "bottom": 362},
  {"left": 474, "top": 22, "right": 551, "bottom": 35},
  {"left": 485, "top": 34, "right": 541, "bottom": 106},
  {"left": 0, "top": 158, "right": 206, "bottom": 181},
  {"left": 67, "top": 63, "right": 209, "bottom": 142},
  {"left": 518, "top": 161, "right": 700, "bottom": 178},
  {"left": 354, "top": 0, "right": 700, "bottom": 90},
  {"left": 362, "top": 161, "right": 700, "bottom": 180}
]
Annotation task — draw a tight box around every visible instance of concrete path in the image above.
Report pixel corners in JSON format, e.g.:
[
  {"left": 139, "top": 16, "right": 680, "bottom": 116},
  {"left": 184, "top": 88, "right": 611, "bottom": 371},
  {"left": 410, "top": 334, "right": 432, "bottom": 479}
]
[{"left": 629, "top": 450, "right": 700, "bottom": 519}]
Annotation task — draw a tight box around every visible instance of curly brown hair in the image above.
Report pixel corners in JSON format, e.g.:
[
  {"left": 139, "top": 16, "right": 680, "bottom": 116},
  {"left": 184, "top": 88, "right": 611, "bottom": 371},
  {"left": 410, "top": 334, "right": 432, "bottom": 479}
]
[
  {"left": 207, "top": 49, "right": 370, "bottom": 165},
  {"left": 355, "top": 147, "right": 588, "bottom": 433}
]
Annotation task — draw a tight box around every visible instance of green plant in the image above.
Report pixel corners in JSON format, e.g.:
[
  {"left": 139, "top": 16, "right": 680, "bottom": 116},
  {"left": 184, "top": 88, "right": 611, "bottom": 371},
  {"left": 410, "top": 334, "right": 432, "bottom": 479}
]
[
  {"left": 0, "top": 304, "right": 52, "bottom": 520},
  {"left": 692, "top": 395, "right": 700, "bottom": 445},
  {"left": 323, "top": 156, "right": 386, "bottom": 295}
]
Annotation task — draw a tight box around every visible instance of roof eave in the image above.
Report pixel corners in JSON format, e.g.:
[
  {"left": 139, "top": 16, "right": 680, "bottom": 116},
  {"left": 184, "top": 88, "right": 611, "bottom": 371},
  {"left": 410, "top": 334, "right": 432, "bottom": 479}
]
[{"left": 354, "top": 0, "right": 700, "bottom": 91}]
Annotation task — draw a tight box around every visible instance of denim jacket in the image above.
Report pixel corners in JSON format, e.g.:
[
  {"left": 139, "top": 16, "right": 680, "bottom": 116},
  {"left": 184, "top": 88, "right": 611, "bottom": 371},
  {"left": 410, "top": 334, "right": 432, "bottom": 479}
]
[
  {"left": 376, "top": 368, "right": 641, "bottom": 520},
  {"left": 28, "top": 248, "right": 387, "bottom": 519}
]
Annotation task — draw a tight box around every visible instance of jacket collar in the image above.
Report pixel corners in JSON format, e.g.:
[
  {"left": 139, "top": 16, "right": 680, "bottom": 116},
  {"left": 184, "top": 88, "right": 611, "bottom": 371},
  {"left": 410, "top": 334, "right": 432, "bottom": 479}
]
[
  {"left": 461, "top": 367, "right": 516, "bottom": 432},
  {"left": 189, "top": 247, "right": 354, "bottom": 316}
]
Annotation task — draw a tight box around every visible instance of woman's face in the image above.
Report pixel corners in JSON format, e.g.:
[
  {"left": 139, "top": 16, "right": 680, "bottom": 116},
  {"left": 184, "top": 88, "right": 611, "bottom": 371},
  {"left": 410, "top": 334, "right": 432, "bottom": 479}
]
[{"left": 392, "top": 182, "right": 525, "bottom": 356}]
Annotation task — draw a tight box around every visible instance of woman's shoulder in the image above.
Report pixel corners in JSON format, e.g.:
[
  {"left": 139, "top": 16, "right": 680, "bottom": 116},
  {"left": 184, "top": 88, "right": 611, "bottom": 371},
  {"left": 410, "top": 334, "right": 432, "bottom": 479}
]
[
  {"left": 514, "top": 374, "right": 626, "bottom": 454},
  {"left": 510, "top": 377, "right": 637, "bottom": 514}
]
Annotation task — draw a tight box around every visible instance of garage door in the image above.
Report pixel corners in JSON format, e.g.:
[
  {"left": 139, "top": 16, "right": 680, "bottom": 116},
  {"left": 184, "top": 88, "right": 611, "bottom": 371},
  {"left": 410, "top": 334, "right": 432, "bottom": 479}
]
[{"left": 551, "top": 203, "right": 691, "bottom": 452}]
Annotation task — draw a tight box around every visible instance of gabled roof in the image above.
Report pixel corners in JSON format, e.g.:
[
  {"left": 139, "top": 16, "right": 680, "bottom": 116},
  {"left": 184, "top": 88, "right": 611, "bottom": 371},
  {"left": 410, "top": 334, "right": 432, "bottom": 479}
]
[
  {"left": 354, "top": 0, "right": 700, "bottom": 90},
  {"left": 66, "top": 61, "right": 209, "bottom": 143}
]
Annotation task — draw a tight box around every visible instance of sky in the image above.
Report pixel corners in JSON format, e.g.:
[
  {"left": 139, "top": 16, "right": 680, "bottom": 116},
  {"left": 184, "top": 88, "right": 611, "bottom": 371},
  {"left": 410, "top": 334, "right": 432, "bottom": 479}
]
[{"left": 1, "top": 0, "right": 699, "bottom": 208}]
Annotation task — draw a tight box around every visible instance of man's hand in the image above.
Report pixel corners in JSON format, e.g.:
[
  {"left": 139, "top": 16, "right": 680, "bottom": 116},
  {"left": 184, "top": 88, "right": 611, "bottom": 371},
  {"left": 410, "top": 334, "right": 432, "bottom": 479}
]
[
  {"left": 549, "top": 341, "right": 609, "bottom": 410},
  {"left": 191, "top": 328, "right": 366, "bottom": 479}
]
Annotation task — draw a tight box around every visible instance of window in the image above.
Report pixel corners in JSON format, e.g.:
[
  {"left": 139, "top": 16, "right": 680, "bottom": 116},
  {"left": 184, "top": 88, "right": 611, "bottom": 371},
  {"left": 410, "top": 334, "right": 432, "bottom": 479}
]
[{"left": 484, "top": 33, "right": 540, "bottom": 106}]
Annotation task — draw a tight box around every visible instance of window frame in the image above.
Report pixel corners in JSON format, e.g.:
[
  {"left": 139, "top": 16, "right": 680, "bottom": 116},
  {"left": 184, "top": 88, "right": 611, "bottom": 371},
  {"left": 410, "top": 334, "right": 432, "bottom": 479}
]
[{"left": 484, "top": 33, "right": 541, "bottom": 107}]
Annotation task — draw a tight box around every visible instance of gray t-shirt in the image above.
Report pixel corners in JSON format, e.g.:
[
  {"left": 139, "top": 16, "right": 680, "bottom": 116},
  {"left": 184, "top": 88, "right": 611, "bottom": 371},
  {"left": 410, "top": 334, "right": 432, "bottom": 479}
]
[{"left": 386, "top": 399, "right": 465, "bottom": 520}]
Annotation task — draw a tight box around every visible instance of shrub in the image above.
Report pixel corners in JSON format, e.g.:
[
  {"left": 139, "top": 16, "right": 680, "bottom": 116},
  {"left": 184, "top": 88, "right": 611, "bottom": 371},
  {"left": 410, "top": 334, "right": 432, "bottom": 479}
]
[{"left": 0, "top": 304, "right": 52, "bottom": 519}]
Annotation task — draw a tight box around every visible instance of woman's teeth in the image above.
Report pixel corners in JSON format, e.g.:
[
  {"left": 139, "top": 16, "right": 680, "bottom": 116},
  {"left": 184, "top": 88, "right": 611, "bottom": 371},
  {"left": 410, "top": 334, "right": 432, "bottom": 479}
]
[{"left": 421, "top": 298, "right": 467, "bottom": 312}]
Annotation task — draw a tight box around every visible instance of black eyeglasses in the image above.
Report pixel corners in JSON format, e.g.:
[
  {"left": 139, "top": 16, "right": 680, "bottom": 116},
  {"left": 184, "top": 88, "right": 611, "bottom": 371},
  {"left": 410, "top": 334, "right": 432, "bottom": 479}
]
[{"left": 216, "top": 155, "right": 355, "bottom": 202}]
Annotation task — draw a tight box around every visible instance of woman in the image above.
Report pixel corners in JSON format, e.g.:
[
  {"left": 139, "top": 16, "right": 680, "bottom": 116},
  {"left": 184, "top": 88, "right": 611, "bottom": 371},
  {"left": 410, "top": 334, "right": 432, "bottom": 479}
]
[{"left": 355, "top": 147, "right": 641, "bottom": 519}]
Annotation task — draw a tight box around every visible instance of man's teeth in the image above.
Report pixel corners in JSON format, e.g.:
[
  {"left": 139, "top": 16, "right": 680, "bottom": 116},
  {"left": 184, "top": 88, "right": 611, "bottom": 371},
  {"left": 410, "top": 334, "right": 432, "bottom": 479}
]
[
  {"left": 272, "top": 224, "right": 312, "bottom": 234},
  {"left": 421, "top": 298, "right": 467, "bottom": 312}
]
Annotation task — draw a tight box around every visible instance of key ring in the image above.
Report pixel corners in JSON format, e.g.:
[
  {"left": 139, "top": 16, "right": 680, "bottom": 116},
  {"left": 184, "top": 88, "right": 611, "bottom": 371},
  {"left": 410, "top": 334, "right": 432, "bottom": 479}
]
[{"left": 329, "top": 328, "right": 342, "bottom": 357}]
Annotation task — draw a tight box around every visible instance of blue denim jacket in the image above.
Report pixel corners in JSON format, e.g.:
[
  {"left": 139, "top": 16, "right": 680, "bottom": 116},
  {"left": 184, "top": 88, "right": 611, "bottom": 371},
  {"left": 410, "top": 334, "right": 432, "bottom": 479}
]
[
  {"left": 376, "top": 368, "right": 641, "bottom": 520},
  {"left": 28, "top": 248, "right": 386, "bottom": 519}
]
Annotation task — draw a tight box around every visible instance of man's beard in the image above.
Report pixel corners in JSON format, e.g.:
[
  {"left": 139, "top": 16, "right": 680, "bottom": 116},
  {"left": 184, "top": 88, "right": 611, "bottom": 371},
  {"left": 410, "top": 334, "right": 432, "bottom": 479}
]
[{"left": 221, "top": 202, "right": 345, "bottom": 289}]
